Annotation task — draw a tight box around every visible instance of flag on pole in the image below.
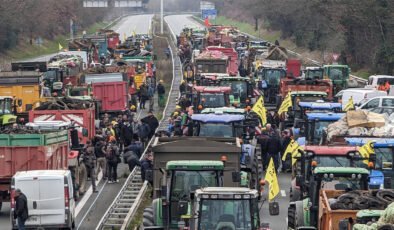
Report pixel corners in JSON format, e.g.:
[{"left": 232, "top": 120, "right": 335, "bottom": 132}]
[
  {"left": 252, "top": 96, "right": 267, "bottom": 125},
  {"left": 282, "top": 139, "right": 303, "bottom": 165},
  {"left": 58, "top": 43, "right": 63, "bottom": 51},
  {"left": 133, "top": 29, "right": 136, "bottom": 37},
  {"left": 123, "top": 33, "right": 127, "bottom": 41},
  {"left": 265, "top": 158, "right": 280, "bottom": 201},
  {"left": 358, "top": 141, "right": 375, "bottom": 164},
  {"left": 344, "top": 96, "right": 355, "bottom": 111},
  {"left": 278, "top": 91, "right": 293, "bottom": 115}
]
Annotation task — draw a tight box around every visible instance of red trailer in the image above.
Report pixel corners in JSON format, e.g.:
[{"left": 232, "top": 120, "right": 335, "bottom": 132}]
[
  {"left": 205, "top": 46, "right": 239, "bottom": 76},
  {"left": 286, "top": 59, "right": 302, "bottom": 78},
  {"left": 29, "top": 108, "right": 96, "bottom": 144},
  {"left": 92, "top": 81, "right": 129, "bottom": 114}
]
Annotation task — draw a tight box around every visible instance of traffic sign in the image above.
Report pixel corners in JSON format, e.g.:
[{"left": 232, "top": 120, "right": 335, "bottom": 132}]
[{"left": 202, "top": 9, "right": 217, "bottom": 20}]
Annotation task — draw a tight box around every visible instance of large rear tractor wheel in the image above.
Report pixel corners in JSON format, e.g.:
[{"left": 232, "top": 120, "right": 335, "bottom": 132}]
[
  {"left": 288, "top": 204, "right": 296, "bottom": 229},
  {"left": 142, "top": 207, "right": 155, "bottom": 227}
]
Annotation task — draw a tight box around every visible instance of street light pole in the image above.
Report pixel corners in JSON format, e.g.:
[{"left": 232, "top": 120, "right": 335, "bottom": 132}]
[{"left": 160, "top": 0, "right": 163, "bottom": 34}]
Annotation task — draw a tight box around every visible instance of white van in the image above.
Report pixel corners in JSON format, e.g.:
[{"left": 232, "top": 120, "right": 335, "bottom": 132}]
[
  {"left": 358, "top": 96, "right": 394, "bottom": 110},
  {"left": 11, "top": 170, "right": 75, "bottom": 229},
  {"left": 335, "top": 88, "right": 387, "bottom": 109}
]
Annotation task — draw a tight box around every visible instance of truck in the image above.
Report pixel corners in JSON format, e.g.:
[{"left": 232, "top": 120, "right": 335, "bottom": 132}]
[
  {"left": 288, "top": 167, "right": 370, "bottom": 230},
  {"left": 205, "top": 46, "right": 239, "bottom": 76},
  {"left": 142, "top": 137, "right": 246, "bottom": 229},
  {"left": 279, "top": 77, "right": 333, "bottom": 102},
  {"left": 193, "top": 50, "right": 229, "bottom": 83},
  {"left": 82, "top": 72, "right": 129, "bottom": 115},
  {"left": 0, "top": 128, "right": 87, "bottom": 211},
  {"left": 0, "top": 71, "right": 43, "bottom": 117},
  {"left": 29, "top": 108, "right": 95, "bottom": 145}
]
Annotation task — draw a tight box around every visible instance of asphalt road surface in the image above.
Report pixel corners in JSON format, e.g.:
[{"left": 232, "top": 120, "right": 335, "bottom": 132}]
[
  {"left": 165, "top": 14, "right": 293, "bottom": 230},
  {"left": 23, "top": 14, "right": 154, "bottom": 62},
  {"left": 0, "top": 14, "right": 155, "bottom": 230}
]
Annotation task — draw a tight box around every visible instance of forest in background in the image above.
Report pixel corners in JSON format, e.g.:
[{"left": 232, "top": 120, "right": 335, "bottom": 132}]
[
  {"left": 0, "top": 0, "right": 109, "bottom": 51},
  {"left": 211, "top": 0, "right": 393, "bottom": 75}
]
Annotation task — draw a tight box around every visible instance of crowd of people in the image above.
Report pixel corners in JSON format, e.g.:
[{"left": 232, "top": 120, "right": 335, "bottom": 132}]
[{"left": 82, "top": 111, "right": 158, "bottom": 193}]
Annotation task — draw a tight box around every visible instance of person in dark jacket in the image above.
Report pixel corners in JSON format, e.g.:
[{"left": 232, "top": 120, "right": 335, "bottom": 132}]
[
  {"left": 14, "top": 189, "right": 28, "bottom": 230},
  {"left": 179, "top": 80, "right": 187, "bottom": 95},
  {"left": 264, "top": 132, "right": 282, "bottom": 171},
  {"left": 139, "top": 84, "right": 148, "bottom": 109},
  {"left": 121, "top": 121, "right": 133, "bottom": 146},
  {"left": 106, "top": 141, "right": 120, "bottom": 183},
  {"left": 94, "top": 140, "right": 107, "bottom": 180},
  {"left": 157, "top": 80, "right": 165, "bottom": 107},
  {"left": 123, "top": 150, "right": 141, "bottom": 172},
  {"left": 281, "top": 129, "right": 292, "bottom": 172},
  {"left": 125, "top": 141, "right": 144, "bottom": 158},
  {"left": 141, "top": 112, "right": 159, "bottom": 139}
]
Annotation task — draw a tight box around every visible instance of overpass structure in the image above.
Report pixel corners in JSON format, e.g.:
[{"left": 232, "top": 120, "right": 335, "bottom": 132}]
[{"left": 82, "top": 0, "right": 149, "bottom": 8}]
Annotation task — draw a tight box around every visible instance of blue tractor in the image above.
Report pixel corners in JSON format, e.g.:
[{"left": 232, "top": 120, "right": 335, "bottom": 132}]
[{"left": 346, "top": 137, "right": 394, "bottom": 189}]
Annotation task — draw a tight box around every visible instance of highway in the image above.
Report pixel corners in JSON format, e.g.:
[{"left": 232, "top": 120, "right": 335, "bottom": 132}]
[
  {"left": 165, "top": 14, "right": 292, "bottom": 230},
  {"left": 23, "top": 14, "right": 154, "bottom": 63},
  {"left": 0, "top": 14, "right": 154, "bottom": 230}
]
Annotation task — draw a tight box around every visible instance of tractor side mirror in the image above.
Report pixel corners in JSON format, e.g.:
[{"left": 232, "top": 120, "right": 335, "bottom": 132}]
[
  {"left": 178, "top": 201, "right": 188, "bottom": 215},
  {"left": 145, "top": 169, "right": 153, "bottom": 182},
  {"left": 384, "top": 177, "right": 391, "bottom": 189},
  {"left": 17, "top": 99, "right": 22, "bottom": 107},
  {"left": 82, "top": 128, "right": 88, "bottom": 137},
  {"left": 232, "top": 172, "right": 241, "bottom": 183},
  {"left": 269, "top": 201, "right": 279, "bottom": 216}
]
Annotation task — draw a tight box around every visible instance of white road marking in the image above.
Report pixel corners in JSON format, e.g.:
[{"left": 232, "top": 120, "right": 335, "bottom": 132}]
[
  {"left": 281, "top": 190, "right": 286, "bottom": 197},
  {"left": 75, "top": 171, "right": 103, "bottom": 216}
]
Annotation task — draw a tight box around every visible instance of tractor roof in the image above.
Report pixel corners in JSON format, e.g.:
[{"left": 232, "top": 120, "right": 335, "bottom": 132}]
[
  {"left": 0, "top": 96, "right": 13, "bottom": 100},
  {"left": 314, "top": 167, "right": 369, "bottom": 175},
  {"left": 304, "top": 146, "right": 358, "bottom": 155},
  {"left": 192, "top": 114, "right": 244, "bottom": 123},
  {"left": 201, "top": 107, "right": 245, "bottom": 114},
  {"left": 196, "top": 50, "right": 228, "bottom": 60},
  {"left": 166, "top": 160, "right": 224, "bottom": 170},
  {"left": 291, "top": 91, "right": 328, "bottom": 96},
  {"left": 215, "top": 76, "right": 250, "bottom": 81},
  {"left": 299, "top": 102, "right": 342, "bottom": 110},
  {"left": 346, "top": 138, "right": 394, "bottom": 148},
  {"left": 306, "top": 113, "right": 344, "bottom": 121},
  {"left": 323, "top": 64, "right": 349, "bottom": 68},
  {"left": 194, "top": 86, "right": 232, "bottom": 93},
  {"left": 152, "top": 137, "right": 241, "bottom": 153},
  {"left": 196, "top": 187, "right": 258, "bottom": 197}
]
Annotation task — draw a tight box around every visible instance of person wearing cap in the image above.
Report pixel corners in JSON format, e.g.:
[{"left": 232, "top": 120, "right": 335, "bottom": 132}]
[
  {"left": 157, "top": 80, "right": 165, "bottom": 107},
  {"left": 14, "top": 188, "right": 28, "bottom": 230}
]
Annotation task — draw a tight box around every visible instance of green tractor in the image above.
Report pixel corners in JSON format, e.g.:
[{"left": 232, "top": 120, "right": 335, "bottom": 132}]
[
  {"left": 323, "top": 65, "right": 351, "bottom": 94},
  {"left": 142, "top": 160, "right": 243, "bottom": 229},
  {"left": 216, "top": 76, "right": 256, "bottom": 107},
  {"left": 0, "top": 96, "right": 18, "bottom": 126},
  {"left": 288, "top": 167, "right": 370, "bottom": 229}
]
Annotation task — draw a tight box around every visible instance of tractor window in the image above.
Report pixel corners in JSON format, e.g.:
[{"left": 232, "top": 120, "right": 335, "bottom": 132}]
[
  {"left": 310, "top": 121, "right": 332, "bottom": 144},
  {"left": 219, "top": 80, "right": 248, "bottom": 102},
  {"left": 329, "top": 67, "right": 347, "bottom": 80},
  {"left": 201, "top": 93, "right": 226, "bottom": 107},
  {"left": 199, "top": 123, "right": 233, "bottom": 137},
  {"left": 313, "top": 156, "right": 364, "bottom": 168},
  {"left": 375, "top": 148, "right": 393, "bottom": 170},
  {"left": 171, "top": 171, "right": 218, "bottom": 201},
  {"left": 263, "top": 69, "right": 283, "bottom": 86},
  {"left": 321, "top": 176, "right": 366, "bottom": 190},
  {"left": 199, "top": 199, "right": 254, "bottom": 230},
  {"left": 0, "top": 99, "right": 12, "bottom": 114}
]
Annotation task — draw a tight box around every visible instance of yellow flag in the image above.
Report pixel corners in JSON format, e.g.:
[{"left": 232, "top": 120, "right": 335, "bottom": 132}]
[
  {"left": 265, "top": 158, "right": 280, "bottom": 201},
  {"left": 123, "top": 33, "right": 127, "bottom": 41},
  {"left": 58, "top": 43, "right": 63, "bottom": 51},
  {"left": 278, "top": 91, "right": 293, "bottom": 115},
  {"left": 252, "top": 96, "right": 267, "bottom": 125},
  {"left": 344, "top": 96, "right": 355, "bottom": 111},
  {"left": 282, "top": 139, "right": 303, "bottom": 165},
  {"left": 133, "top": 30, "right": 136, "bottom": 37},
  {"left": 358, "top": 141, "right": 375, "bottom": 164}
]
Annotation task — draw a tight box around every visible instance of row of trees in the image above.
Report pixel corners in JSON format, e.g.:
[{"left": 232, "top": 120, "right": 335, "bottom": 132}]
[
  {"left": 215, "top": 0, "right": 393, "bottom": 74},
  {"left": 0, "top": 0, "right": 107, "bottom": 51}
]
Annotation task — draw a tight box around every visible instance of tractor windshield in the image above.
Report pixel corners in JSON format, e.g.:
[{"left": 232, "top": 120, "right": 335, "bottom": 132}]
[
  {"left": 375, "top": 148, "right": 393, "bottom": 170},
  {"left": 201, "top": 93, "right": 226, "bottom": 108},
  {"left": 199, "top": 123, "right": 234, "bottom": 138},
  {"left": 198, "top": 199, "right": 259, "bottom": 230},
  {"left": 307, "top": 120, "right": 332, "bottom": 144},
  {"left": 0, "top": 98, "right": 12, "bottom": 115},
  {"left": 69, "top": 88, "right": 88, "bottom": 96},
  {"left": 313, "top": 155, "right": 365, "bottom": 168},
  {"left": 170, "top": 171, "right": 219, "bottom": 201},
  {"left": 263, "top": 69, "right": 284, "bottom": 86},
  {"left": 321, "top": 175, "right": 367, "bottom": 190},
  {"left": 219, "top": 80, "right": 248, "bottom": 102},
  {"left": 305, "top": 70, "right": 324, "bottom": 79},
  {"left": 328, "top": 67, "right": 348, "bottom": 81}
]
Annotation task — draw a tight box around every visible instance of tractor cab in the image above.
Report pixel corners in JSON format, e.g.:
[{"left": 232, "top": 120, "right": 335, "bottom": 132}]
[
  {"left": 294, "top": 112, "right": 344, "bottom": 145},
  {"left": 216, "top": 76, "right": 256, "bottom": 106},
  {"left": 288, "top": 167, "right": 370, "bottom": 229},
  {"left": 323, "top": 64, "right": 351, "bottom": 94},
  {"left": 0, "top": 96, "right": 18, "bottom": 126},
  {"left": 187, "top": 187, "right": 266, "bottom": 230},
  {"left": 346, "top": 137, "right": 394, "bottom": 189},
  {"left": 201, "top": 107, "right": 245, "bottom": 115},
  {"left": 193, "top": 86, "right": 231, "bottom": 111},
  {"left": 304, "top": 67, "right": 324, "bottom": 80},
  {"left": 191, "top": 113, "right": 244, "bottom": 138}
]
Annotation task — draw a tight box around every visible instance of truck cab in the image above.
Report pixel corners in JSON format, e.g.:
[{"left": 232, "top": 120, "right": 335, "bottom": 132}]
[{"left": 194, "top": 50, "right": 228, "bottom": 82}]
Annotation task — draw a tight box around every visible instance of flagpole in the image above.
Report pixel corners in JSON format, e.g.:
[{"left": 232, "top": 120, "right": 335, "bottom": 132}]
[{"left": 160, "top": 0, "right": 163, "bottom": 34}]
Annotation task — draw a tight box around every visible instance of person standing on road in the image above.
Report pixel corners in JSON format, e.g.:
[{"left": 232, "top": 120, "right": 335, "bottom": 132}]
[
  {"left": 139, "top": 83, "right": 148, "bottom": 109},
  {"left": 14, "top": 189, "right": 28, "bottom": 230},
  {"left": 281, "top": 129, "right": 292, "bottom": 172},
  {"left": 141, "top": 112, "right": 159, "bottom": 139},
  {"left": 106, "top": 141, "right": 120, "bottom": 184},
  {"left": 179, "top": 80, "right": 187, "bottom": 95},
  {"left": 148, "top": 83, "right": 155, "bottom": 112},
  {"left": 83, "top": 147, "right": 98, "bottom": 192},
  {"left": 140, "top": 152, "right": 153, "bottom": 185},
  {"left": 95, "top": 139, "right": 107, "bottom": 180},
  {"left": 157, "top": 80, "right": 165, "bottom": 108}
]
